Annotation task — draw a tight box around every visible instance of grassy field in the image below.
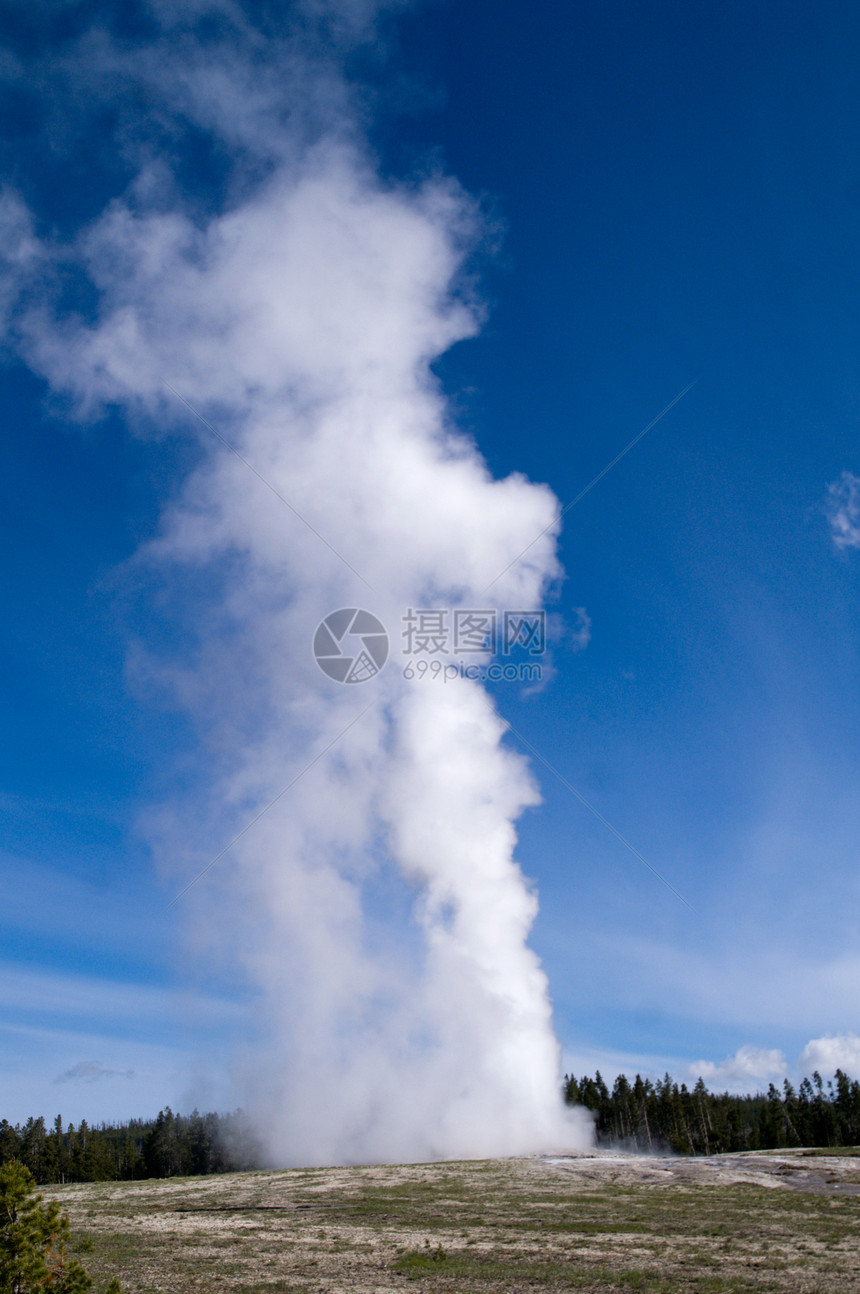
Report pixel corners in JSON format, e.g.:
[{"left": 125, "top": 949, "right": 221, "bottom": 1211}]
[{"left": 44, "top": 1149, "right": 860, "bottom": 1293}]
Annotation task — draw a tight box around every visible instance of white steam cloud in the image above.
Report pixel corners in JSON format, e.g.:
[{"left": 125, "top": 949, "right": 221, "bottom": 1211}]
[{"left": 2, "top": 2, "right": 591, "bottom": 1162}]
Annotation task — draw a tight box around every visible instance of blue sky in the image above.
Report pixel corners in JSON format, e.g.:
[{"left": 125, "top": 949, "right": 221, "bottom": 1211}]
[{"left": 1, "top": 0, "right": 860, "bottom": 1131}]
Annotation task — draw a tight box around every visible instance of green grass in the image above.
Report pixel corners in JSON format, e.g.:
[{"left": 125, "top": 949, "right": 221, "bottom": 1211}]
[
  {"left": 391, "top": 1248, "right": 766, "bottom": 1292},
  {"left": 796, "top": 1146, "right": 860, "bottom": 1157}
]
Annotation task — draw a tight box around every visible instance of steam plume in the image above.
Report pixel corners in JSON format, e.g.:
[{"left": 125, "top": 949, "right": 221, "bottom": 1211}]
[{"left": 2, "top": 2, "right": 592, "bottom": 1162}]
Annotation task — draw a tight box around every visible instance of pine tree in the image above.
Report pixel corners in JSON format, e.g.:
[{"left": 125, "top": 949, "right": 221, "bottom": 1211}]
[{"left": 0, "top": 1159, "right": 93, "bottom": 1291}]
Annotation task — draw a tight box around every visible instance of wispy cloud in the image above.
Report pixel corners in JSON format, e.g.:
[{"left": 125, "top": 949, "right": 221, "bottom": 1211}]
[
  {"left": 0, "top": 188, "right": 40, "bottom": 329},
  {"left": 825, "top": 471, "right": 860, "bottom": 549},
  {"left": 587, "top": 935, "right": 860, "bottom": 1034},
  {"left": 569, "top": 607, "right": 592, "bottom": 652},
  {"left": 0, "top": 963, "right": 248, "bottom": 1037},
  {"left": 54, "top": 1060, "right": 135, "bottom": 1084}
]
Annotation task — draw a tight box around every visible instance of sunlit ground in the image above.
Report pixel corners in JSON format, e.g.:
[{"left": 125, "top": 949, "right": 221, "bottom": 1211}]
[{"left": 44, "top": 1149, "right": 860, "bottom": 1292}]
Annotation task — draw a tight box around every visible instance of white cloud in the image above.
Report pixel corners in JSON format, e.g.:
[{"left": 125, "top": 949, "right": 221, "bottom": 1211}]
[
  {"left": 566, "top": 1037, "right": 860, "bottom": 1097},
  {"left": 797, "top": 1033, "right": 860, "bottom": 1077},
  {"left": 561, "top": 1037, "right": 860, "bottom": 1097},
  {"left": 684, "top": 1045, "right": 788, "bottom": 1093},
  {"left": 826, "top": 471, "right": 860, "bottom": 549}
]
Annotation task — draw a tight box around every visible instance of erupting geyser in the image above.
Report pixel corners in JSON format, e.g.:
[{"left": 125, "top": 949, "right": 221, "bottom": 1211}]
[{"left": 1, "top": 1, "right": 593, "bottom": 1163}]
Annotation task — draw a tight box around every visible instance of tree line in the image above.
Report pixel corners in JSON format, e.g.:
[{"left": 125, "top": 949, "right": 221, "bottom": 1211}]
[
  {"left": 0, "top": 1109, "right": 262, "bottom": 1185},
  {"left": 564, "top": 1067, "right": 860, "bottom": 1154},
  {"left": 2, "top": 1068, "right": 857, "bottom": 1185}
]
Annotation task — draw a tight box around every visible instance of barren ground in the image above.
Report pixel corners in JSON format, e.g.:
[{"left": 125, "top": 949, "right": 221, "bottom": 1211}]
[{"left": 45, "top": 1148, "right": 860, "bottom": 1292}]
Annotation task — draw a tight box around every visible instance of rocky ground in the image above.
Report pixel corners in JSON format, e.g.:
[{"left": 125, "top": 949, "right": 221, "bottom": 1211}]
[{"left": 46, "top": 1147, "right": 860, "bottom": 1292}]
